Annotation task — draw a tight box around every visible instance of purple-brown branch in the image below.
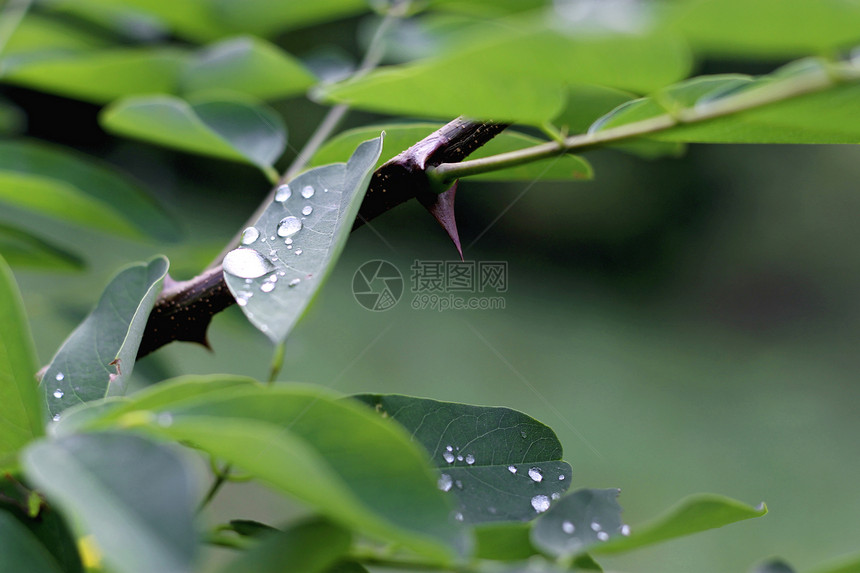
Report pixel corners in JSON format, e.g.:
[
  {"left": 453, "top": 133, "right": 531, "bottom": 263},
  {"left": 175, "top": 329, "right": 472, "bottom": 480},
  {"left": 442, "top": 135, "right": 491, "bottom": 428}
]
[{"left": 137, "top": 118, "right": 508, "bottom": 359}]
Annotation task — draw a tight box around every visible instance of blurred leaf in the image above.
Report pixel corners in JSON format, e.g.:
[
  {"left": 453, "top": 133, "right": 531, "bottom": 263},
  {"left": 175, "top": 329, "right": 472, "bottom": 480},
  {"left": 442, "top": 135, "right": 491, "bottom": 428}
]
[
  {"left": 0, "top": 98, "right": 26, "bottom": 135},
  {"left": 106, "top": 381, "right": 466, "bottom": 560},
  {"left": 590, "top": 494, "right": 767, "bottom": 555},
  {"left": 210, "top": 0, "right": 370, "bottom": 37},
  {"left": 0, "top": 511, "right": 64, "bottom": 573},
  {"left": 4, "top": 13, "right": 111, "bottom": 55},
  {"left": 353, "top": 394, "right": 572, "bottom": 524},
  {"left": 0, "top": 140, "right": 178, "bottom": 241},
  {"left": 312, "top": 124, "right": 592, "bottom": 181},
  {"left": 101, "top": 95, "right": 286, "bottom": 174},
  {"left": 0, "top": 254, "right": 44, "bottom": 472},
  {"left": 0, "top": 47, "right": 187, "bottom": 104},
  {"left": 474, "top": 522, "right": 536, "bottom": 561},
  {"left": 225, "top": 519, "right": 278, "bottom": 538},
  {"left": 668, "top": 0, "right": 860, "bottom": 58},
  {"left": 182, "top": 36, "right": 315, "bottom": 100},
  {"left": 23, "top": 432, "right": 200, "bottom": 573},
  {"left": 325, "top": 563, "right": 371, "bottom": 573},
  {"left": 219, "top": 517, "right": 350, "bottom": 573},
  {"left": 0, "top": 223, "right": 84, "bottom": 271},
  {"left": 223, "top": 135, "right": 382, "bottom": 343},
  {"left": 40, "top": 256, "right": 169, "bottom": 420},
  {"left": 320, "top": 22, "right": 691, "bottom": 124},
  {"left": 752, "top": 559, "right": 797, "bottom": 573},
  {"left": 553, "top": 85, "right": 636, "bottom": 134},
  {"left": 808, "top": 553, "right": 860, "bottom": 573},
  {"left": 531, "top": 488, "right": 624, "bottom": 558}
]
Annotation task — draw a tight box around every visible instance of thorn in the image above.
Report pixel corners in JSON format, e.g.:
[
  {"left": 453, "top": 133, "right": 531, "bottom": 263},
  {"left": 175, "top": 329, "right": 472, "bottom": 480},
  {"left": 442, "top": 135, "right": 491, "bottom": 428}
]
[{"left": 419, "top": 181, "right": 463, "bottom": 260}]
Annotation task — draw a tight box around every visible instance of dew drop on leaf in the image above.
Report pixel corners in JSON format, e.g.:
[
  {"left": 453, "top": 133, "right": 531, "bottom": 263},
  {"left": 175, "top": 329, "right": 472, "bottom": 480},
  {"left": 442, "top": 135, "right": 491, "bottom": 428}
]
[
  {"left": 508, "top": 465, "right": 517, "bottom": 474},
  {"left": 52, "top": 414, "right": 61, "bottom": 422},
  {"left": 590, "top": 522, "right": 601, "bottom": 532},
  {"left": 597, "top": 531, "right": 609, "bottom": 541},
  {"left": 288, "top": 278, "right": 301, "bottom": 287},
  {"left": 559, "top": 474, "right": 566, "bottom": 480},
  {"left": 241, "top": 227, "right": 260, "bottom": 245},
  {"left": 301, "top": 185, "right": 315, "bottom": 198},
  {"left": 438, "top": 473, "right": 453, "bottom": 492},
  {"left": 223, "top": 248, "right": 275, "bottom": 279},
  {"left": 284, "top": 238, "right": 293, "bottom": 245},
  {"left": 443, "top": 451, "right": 455, "bottom": 463},
  {"left": 621, "top": 524, "right": 631, "bottom": 536},
  {"left": 55, "top": 372, "right": 64, "bottom": 381},
  {"left": 562, "top": 520, "right": 575, "bottom": 534},
  {"left": 275, "top": 184, "right": 291, "bottom": 202},
  {"left": 528, "top": 467, "right": 543, "bottom": 482},
  {"left": 260, "top": 282, "right": 275, "bottom": 293},
  {"left": 454, "top": 512, "right": 464, "bottom": 522},
  {"left": 302, "top": 205, "right": 313, "bottom": 216},
  {"left": 456, "top": 455, "right": 463, "bottom": 462},
  {"left": 551, "top": 492, "right": 561, "bottom": 500},
  {"left": 531, "top": 494, "right": 550, "bottom": 513},
  {"left": 520, "top": 430, "right": 527, "bottom": 438},
  {"left": 465, "top": 454, "right": 475, "bottom": 465},
  {"left": 277, "top": 216, "right": 302, "bottom": 238},
  {"left": 52, "top": 389, "right": 64, "bottom": 398},
  {"left": 294, "top": 249, "right": 303, "bottom": 255}
]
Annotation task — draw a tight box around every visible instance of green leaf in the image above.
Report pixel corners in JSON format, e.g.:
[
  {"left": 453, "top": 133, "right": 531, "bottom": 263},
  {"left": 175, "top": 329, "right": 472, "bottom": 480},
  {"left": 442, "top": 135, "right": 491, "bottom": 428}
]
[
  {"left": 0, "top": 222, "right": 84, "bottom": 271},
  {"left": 182, "top": 36, "right": 315, "bottom": 100},
  {"left": 553, "top": 85, "right": 636, "bottom": 134},
  {"left": 210, "top": 0, "right": 370, "bottom": 37},
  {"left": 4, "top": 13, "right": 110, "bottom": 56},
  {"left": 530, "top": 488, "right": 624, "bottom": 558},
  {"left": 219, "top": 517, "right": 350, "bottom": 573},
  {"left": 808, "top": 554, "right": 860, "bottom": 573},
  {"left": 23, "top": 432, "right": 200, "bottom": 573},
  {"left": 752, "top": 559, "right": 797, "bottom": 573},
  {"left": 474, "top": 522, "right": 536, "bottom": 561},
  {"left": 353, "top": 394, "right": 572, "bottom": 524},
  {"left": 40, "top": 256, "right": 169, "bottom": 420},
  {"left": 590, "top": 494, "right": 767, "bottom": 555},
  {"left": 312, "top": 124, "right": 592, "bottom": 181},
  {"left": 101, "top": 95, "right": 286, "bottom": 174},
  {"left": 111, "top": 382, "right": 466, "bottom": 560},
  {"left": 0, "top": 511, "right": 64, "bottom": 573},
  {"left": 0, "top": 254, "right": 44, "bottom": 472},
  {"left": 0, "top": 140, "right": 178, "bottom": 241},
  {"left": 0, "top": 47, "right": 187, "bottom": 104},
  {"left": 223, "top": 135, "right": 382, "bottom": 343},
  {"left": 668, "top": 0, "right": 860, "bottom": 58}
]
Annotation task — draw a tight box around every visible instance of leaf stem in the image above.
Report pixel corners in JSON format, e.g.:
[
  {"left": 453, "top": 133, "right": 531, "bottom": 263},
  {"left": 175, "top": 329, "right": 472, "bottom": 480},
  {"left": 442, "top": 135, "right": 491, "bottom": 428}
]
[
  {"left": 266, "top": 341, "right": 286, "bottom": 384},
  {"left": 430, "top": 60, "right": 860, "bottom": 182},
  {"left": 197, "top": 462, "right": 232, "bottom": 512}
]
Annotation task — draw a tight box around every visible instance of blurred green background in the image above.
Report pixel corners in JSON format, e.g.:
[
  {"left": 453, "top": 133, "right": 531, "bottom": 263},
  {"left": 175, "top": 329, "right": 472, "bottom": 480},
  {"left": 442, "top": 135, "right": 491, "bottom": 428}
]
[{"left": 4, "top": 6, "right": 860, "bottom": 573}]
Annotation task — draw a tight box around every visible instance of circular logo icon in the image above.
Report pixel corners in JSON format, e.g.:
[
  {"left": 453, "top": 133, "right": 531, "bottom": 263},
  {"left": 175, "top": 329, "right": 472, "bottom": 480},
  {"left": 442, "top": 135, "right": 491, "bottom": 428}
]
[{"left": 352, "top": 260, "right": 403, "bottom": 311}]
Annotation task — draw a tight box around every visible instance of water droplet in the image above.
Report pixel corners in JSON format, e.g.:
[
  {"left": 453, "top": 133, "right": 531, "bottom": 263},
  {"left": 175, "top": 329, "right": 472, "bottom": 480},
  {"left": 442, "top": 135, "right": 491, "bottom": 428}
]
[
  {"left": 285, "top": 238, "right": 293, "bottom": 245},
  {"left": 443, "top": 451, "right": 455, "bottom": 463},
  {"left": 597, "top": 531, "right": 610, "bottom": 542},
  {"left": 287, "top": 245, "right": 293, "bottom": 250},
  {"left": 157, "top": 412, "right": 173, "bottom": 427},
  {"left": 241, "top": 226, "right": 260, "bottom": 245},
  {"left": 324, "top": 187, "right": 329, "bottom": 192},
  {"left": 277, "top": 216, "right": 302, "bottom": 238},
  {"left": 454, "top": 480, "right": 463, "bottom": 489},
  {"left": 55, "top": 372, "right": 64, "bottom": 381},
  {"left": 288, "top": 278, "right": 301, "bottom": 287},
  {"left": 275, "top": 184, "right": 291, "bottom": 202},
  {"left": 438, "top": 473, "right": 453, "bottom": 492},
  {"left": 508, "top": 465, "right": 517, "bottom": 474},
  {"left": 551, "top": 492, "right": 561, "bottom": 500},
  {"left": 465, "top": 454, "right": 475, "bottom": 465},
  {"left": 223, "top": 248, "right": 275, "bottom": 279},
  {"left": 456, "top": 455, "right": 463, "bottom": 462},
  {"left": 52, "top": 389, "right": 64, "bottom": 398},
  {"left": 270, "top": 236, "right": 275, "bottom": 241},
  {"left": 454, "top": 512, "right": 464, "bottom": 522},
  {"left": 528, "top": 467, "right": 543, "bottom": 482},
  {"left": 562, "top": 520, "right": 575, "bottom": 534},
  {"left": 260, "top": 282, "right": 276, "bottom": 293},
  {"left": 520, "top": 430, "right": 527, "bottom": 438},
  {"left": 302, "top": 205, "right": 313, "bottom": 216},
  {"left": 301, "top": 185, "right": 315, "bottom": 198},
  {"left": 590, "top": 522, "right": 601, "bottom": 532},
  {"left": 558, "top": 474, "right": 566, "bottom": 481},
  {"left": 278, "top": 271, "right": 286, "bottom": 276},
  {"left": 446, "top": 445, "right": 453, "bottom": 452},
  {"left": 294, "top": 249, "right": 303, "bottom": 255},
  {"left": 531, "top": 495, "right": 550, "bottom": 513},
  {"left": 52, "top": 414, "right": 61, "bottom": 422},
  {"left": 621, "top": 524, "right": 631, "bottom": 536}
]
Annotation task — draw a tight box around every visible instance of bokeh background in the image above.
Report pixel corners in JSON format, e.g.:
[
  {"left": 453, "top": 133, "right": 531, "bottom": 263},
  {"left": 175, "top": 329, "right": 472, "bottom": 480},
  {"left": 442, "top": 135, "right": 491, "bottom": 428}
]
[{"left": 4, "top": 7, "right": 860, "bottom": 573}]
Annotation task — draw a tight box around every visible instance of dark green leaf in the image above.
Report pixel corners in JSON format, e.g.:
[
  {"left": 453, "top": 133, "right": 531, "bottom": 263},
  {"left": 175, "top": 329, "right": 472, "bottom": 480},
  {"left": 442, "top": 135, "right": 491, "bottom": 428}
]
[
  {"left": 752, "top": 559, "right": 797, "bottom": 573},
  {"left": 353, "top": 394, "right": 572, "bottom": 524},
  {"left": 223, "top": 135, "right": 382, "bottom": 343},
  {"left": 0, "top": 254, "right": 44, "bottom": 472},
  {"left": 474, "top": 522, "right": 536, "bottom": 561},
  {"left": 23, "top": 432, "right": 200, "bottom": 573},
  {"left": 0, "top": 223, "right": 84, "bottom": 270},
  {"left": 210, "top": 0, "right": 370, "bottom": 37},
  {"left": 591, "top": 494, "right": 767, "bottom": 555},
  {"left": 0, "top": 140, "right": 178, "bottom": 241},
  {"left": 0, "top": 511, "right": 64, "bottom": 573},
  {"left": 40, "top": 256, "right": 169, "bottom": 420},
  {"left": 530, "top": 488, "right": 624, "bottom": 558},
  {"left": 101, "top": 95, "right": 286, "bottom": 174},
  {"left": 312, "top": 124, "right": 592, "bottom": 181},
  {"left": 0, "top": 48, "right": 187, "bottom": 104},
  {"left": 182, "top": 36, "right": 315, "bottom": 100},
  {"left": 219, "top": 517, "right": 350, "bottom": 573},
  {"left": 324, "top": 563, "right": 371, "bottom": 573},
  {"left": 0, "top": 98, "right": 26, "bottom": 135},
  {"left": 226, "top": 519, "right": 278, "bottom": 538}
]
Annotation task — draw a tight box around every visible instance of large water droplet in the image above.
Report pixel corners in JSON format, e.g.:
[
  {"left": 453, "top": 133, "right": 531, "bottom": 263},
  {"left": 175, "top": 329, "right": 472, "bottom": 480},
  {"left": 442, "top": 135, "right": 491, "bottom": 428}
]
[
  {"left": 531, "top": 495, "right": 550, "bottom": 513},
  {"left": 277, "top": 216, "right": 302, "bottom": 238},
  {"left": 562, "top": 520, "right": 575, "bottom": 534},
  {"left": 508, "top": 465, "right": 517, "bottom": 474},
  {"left": 443, "top": 451, "right": 455, "bottom": 464},
  {"left": 288, "top": 278, "right": 301, "bottom": 287},
  {"left": 53, "top": 389, "right": 64, "bottom": 398},
  {"left": 241, "top": 227, "right": 260, "bottom": 245},
  {"left": 465, "top": 454, "right": 475, "bottom": 465},
  {"left": 597, "top": 531, "right": 609, "bottom": 542},
  {"left": 438, "top": 473, "right": 453, "bottom": 492},
  {"left": 558, "top": 474, "right": 566, "bottom": 481},
  {"left": 621, "top": 524, "right": 631, "bottom": 536},
  {"left": 55, "top": 372, "right": 64, "bottom": 381},
  {"left": 302, "top": 205, "right": 313, "bottom": 216},
  {"left": 528, "top": 467, "right": 543, "bottom": 482},
  {"left": 275, "top": 184, "right": 291, "bottom": 202},
  {"left": 301, "top": 185, "right": 315, "bottom": 198},
  {"left": 224, "top": 248, "right": 275, "bottom": 279}
]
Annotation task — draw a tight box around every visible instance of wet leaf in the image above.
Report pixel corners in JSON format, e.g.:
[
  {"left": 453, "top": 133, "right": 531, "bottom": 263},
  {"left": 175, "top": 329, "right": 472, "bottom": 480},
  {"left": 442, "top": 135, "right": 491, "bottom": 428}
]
[
  {"left": 40, "top": 256, "right": 169, "bottom": 420},
  {"left": 23, "top": 433, "right": 200, "bottom": 573},
  {"left": 530, "top": 488, "right": 624, "bottom": 558},
  {"left": 353, "top": 394, "right": 572, "bottom": 524},
  {"left": 223, "top": 135, "right": 382, "bottom": 343},
  {"left": 0, "top": 254, "right": 44, "bottom": 472},
  {"left": 101, "top": 95, "right": 286, "bottom": 174}
]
